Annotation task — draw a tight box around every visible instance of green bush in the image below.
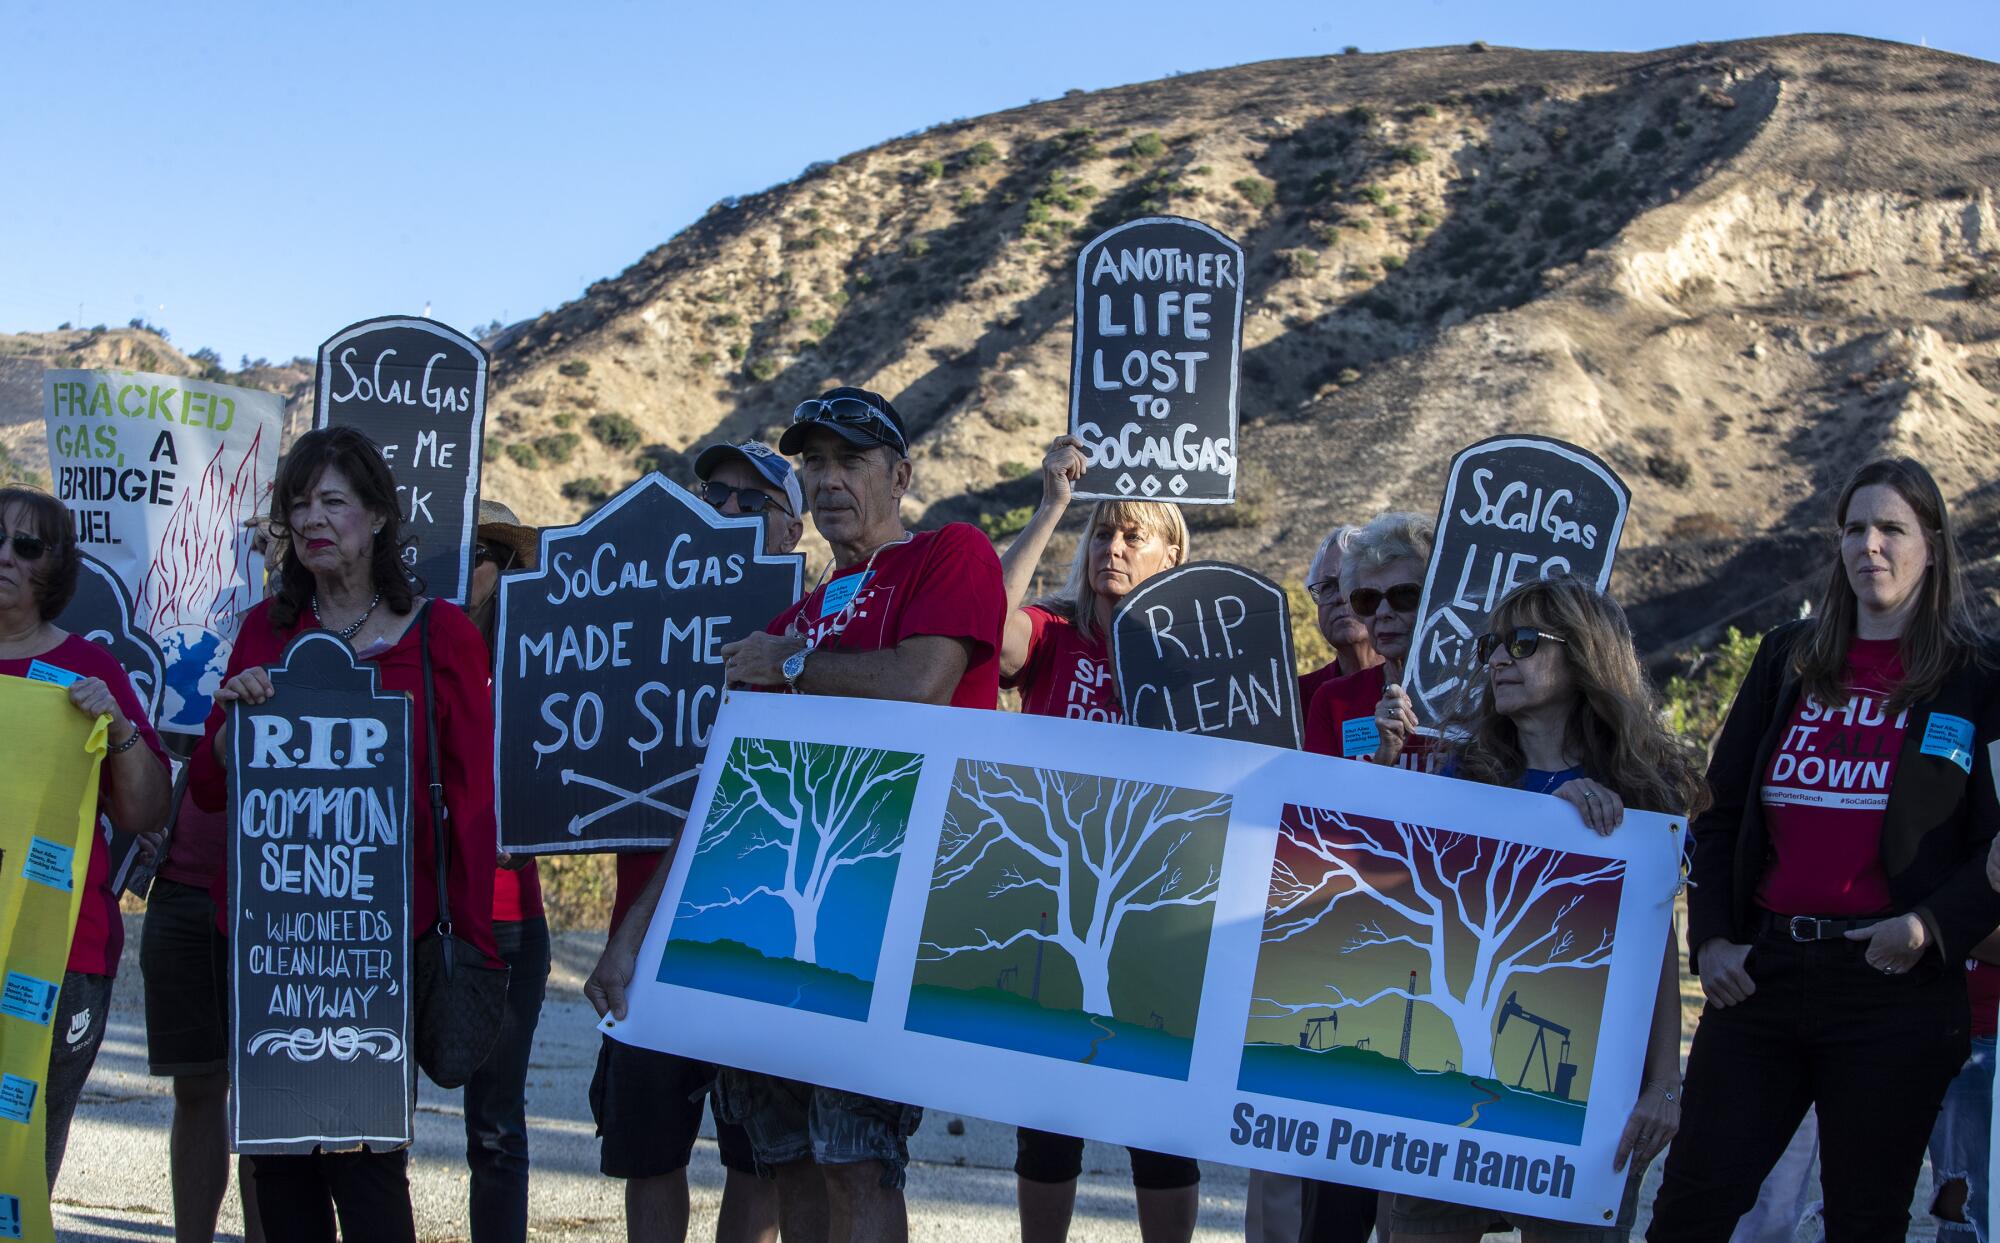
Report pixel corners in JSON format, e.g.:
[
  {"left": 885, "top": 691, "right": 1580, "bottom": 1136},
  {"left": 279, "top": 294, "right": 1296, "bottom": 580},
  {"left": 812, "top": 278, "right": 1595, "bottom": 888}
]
[
  {"left": 1966, "top": 269, "right": 2000, "bottom": 300},
  {"left": 1128, "top": 131, "right": 1166, "bottom": 158},
  {"left": 964, "top": 140, "right": 999, "bottom": 167},
  {"left": 746, "top": 357, "right": 779, "bottom": 382},
  {"left": 1381, "top": 253, "right": 1405, "bottom": 271},
  {"left": 562, "top": 476, "right": 612, "bottom": 504},
  {"left": 552, "top": 412, "right": 575, "bottom": 430},
  {"left": 806, "top": 317, "right": 834, "bottom": 338},
  {"left": 1283, "top": 248, "right": 1319, "bottom": 277},
  {"left": 1286, "top": 583, "right": 1336, "bottom": 675},
  {"left": 1232, "top": 177, "right": 1275, "bottom": 208},
  {"left": 976, "top": 506, "right": 1034, "bottom": 539},
  {"left": 998, "top": 460, "right": 1033, "bottom": 480},
  {"left": 692, "top": 351, "right": 716, "bottom": 368},
  {"left": 1663, "top": 628, "right": 1762, "bottom": 744},
  {"left": 557, "top": 360, "right": 590, "bottom": 378},
  {"left": 534, "top": 432, "right": 581, "bottom": 465},
  {"left": 1345, "top": 105, "right": 1375, "bottom": 125},
  {"left": 711, "top": 311, "right": 741, "bottom": 328},
  {"left": 1358, "top": 183, "right": 1388, "bottom": 205},
  {"left": 588, "top": 412, "right": 642, "bottom": 450},
  {"left": 907, "top": 237, "right": 932, "bottom": 256},
  {"left": 1413, "top": 210, "right": 1439, "bottom": 229},
  {"left": 1337, "top": 367, "right": 1362, "bottom": 384},
  {"left": 727, "top": 343, "right": 746, "bottom": 361},
  {"left": 917, "top": 159, "right": 944, "bottom": 182},
  {"left": 1389, "top": 143, "right": 1429, "bottom": 165},
  {"left": 1380, "top": 203, "right": 1402, "bottom": 218},
  {"left": 504, "top": 442, "right": 540, "bottom": 470}
]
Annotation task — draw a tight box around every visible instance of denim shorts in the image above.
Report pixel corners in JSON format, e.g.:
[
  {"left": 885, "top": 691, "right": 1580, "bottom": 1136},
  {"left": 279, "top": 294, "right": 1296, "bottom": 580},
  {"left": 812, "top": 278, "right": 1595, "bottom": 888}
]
[
  {"left": 1927, "top": 1034, "right": 1994, "bottom": 1241},
  {"left": 712, "top": 1069, "right": 921, "bottom": 1188}
]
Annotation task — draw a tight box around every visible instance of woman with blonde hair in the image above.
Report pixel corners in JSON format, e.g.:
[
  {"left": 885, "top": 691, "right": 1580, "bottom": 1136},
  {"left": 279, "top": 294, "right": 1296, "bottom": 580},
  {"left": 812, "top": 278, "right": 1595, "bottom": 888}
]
[
  {"left": 994, "top": 434, "right": 1199, "bottom": 1240},
  {"left": 1385, "top": 575, "right": 1705, "bottom": 1242}
]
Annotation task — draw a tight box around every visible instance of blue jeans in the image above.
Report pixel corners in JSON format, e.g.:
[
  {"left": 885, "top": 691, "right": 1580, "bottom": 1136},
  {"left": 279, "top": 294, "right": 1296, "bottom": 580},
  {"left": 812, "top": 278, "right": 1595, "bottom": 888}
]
[
  {"left": 1928, "top": 1035, "right": 1994, "bottom": 1242},
  {"left": 463, "top": 917, "right": 550, "bottom": 1243}
]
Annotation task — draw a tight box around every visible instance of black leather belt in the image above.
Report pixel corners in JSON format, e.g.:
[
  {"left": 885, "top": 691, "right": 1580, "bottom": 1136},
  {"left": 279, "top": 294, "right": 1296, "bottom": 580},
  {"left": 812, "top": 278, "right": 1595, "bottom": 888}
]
[{"left": 1757, "top": 911, "right": 1886, "bottom": 942}]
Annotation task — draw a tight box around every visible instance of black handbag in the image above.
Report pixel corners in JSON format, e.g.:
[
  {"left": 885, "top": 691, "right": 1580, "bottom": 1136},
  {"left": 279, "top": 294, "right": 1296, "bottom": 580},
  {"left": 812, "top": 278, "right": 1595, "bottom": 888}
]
[{"left": 410, "top": 601, "right": 510, "bottom": 1090}]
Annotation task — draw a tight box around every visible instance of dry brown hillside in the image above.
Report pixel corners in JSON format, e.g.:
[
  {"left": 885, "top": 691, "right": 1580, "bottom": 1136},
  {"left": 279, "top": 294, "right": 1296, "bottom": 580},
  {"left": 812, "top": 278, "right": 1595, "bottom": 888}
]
[{"left": 7, "top": 35, "right": 1999, "bottom": 656}]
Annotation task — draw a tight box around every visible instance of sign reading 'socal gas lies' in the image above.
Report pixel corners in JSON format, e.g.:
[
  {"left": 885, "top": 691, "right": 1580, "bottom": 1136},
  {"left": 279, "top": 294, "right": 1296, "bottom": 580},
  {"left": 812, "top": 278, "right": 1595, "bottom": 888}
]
[{"left": 1070, "top": 217, "right": 1244, "bottom": 505}]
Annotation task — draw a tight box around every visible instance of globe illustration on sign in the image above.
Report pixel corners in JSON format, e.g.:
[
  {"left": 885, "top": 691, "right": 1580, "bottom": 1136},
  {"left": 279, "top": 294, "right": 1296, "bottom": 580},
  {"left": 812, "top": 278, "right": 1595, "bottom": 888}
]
[{"left": 159, "top": 626, "right": 231, "bottom": 731}]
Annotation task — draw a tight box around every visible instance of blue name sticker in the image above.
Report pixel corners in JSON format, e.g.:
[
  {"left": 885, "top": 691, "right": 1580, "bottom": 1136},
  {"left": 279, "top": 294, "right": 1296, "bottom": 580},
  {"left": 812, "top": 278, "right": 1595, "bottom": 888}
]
[
  {"left": 24, "top": 659, "right": 78, "bottom": 689},
  {"left": 1341, "top": 716, "right": 1380, "bottom": 759},
  {"left": 0, "top": 1074, "right": 37, "bottom": 1125},
  {"left": 0, "top": 1192, "right": 20, "bottom": 1238},
  {"left": 0, "top": 972, "right": 59, "bottom": 1026},
  {"left": 1922, "top": 712, "right": 1975, "bottom": 774},
  {"left": 818, "top": 570, "right": 873, "bottom": 618},
  {"left": 22, "top": 837, "right": 73, "bottom": 892}
]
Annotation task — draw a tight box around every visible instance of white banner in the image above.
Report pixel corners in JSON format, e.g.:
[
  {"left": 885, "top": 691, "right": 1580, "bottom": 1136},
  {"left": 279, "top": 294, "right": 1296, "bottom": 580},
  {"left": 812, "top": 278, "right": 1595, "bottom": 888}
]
[
  {"left": 611, "top": 692, "right": 1682, "bottom": 1225},
  {"left": 44, "top": 370, "right": 282, "bottom": 735}
]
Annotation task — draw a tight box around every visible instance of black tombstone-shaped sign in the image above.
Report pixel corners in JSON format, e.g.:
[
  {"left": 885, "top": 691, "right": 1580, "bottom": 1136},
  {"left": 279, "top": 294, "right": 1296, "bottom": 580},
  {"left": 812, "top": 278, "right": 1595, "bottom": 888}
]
[
  {"left": 1070, "top": 216, "right": 1245, "bottom": 505},
  {"left": 1113, "top": 562, "right": 1300, "bottom": 749},
  {"left": 229, "top": 629, "right": 412, "bottom": 1154},
  {"left": 1405, "top": 435, "right": 1631, "bottom": 729},
  {"left": 56, "top": 554, "right": 171, "bottom": 895},
  {"left": 315, "top": 316, "right": 487, "bottom": 603},
  {"left": 493, "top": 474, "right": 803, "bottom": 854}
]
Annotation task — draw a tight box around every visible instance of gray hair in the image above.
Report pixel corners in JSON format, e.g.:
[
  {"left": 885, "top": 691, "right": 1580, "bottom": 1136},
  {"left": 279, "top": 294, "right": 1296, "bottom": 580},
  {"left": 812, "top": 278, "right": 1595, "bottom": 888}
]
[
  {"left": 1308, "top": 524, "right": 1362, "bottom": 586},
  {"left": 1340, "top": 511, "right": 1436, "bottom": 594}
]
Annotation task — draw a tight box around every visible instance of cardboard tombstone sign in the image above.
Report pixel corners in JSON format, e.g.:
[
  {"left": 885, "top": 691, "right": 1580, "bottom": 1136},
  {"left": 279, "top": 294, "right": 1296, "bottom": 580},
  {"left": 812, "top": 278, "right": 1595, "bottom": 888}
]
[
  {"left": 1405, "top": 436, "right": 1631, "bottom": 729},
  {"left": 55, "top": 554, "right": 170, "bottom": 895},
  {"left": 1070, "top": 217, "right": 1245, "bottom": 505},
  {"left": 229, "top": 630, "right": 412, "bottom": 1154},
  {"left": 493, "top": 474, "right": 804, "bottom": 854},
  {"left": 1113, "top": 562, "right": 1300, "bottom": 748},
  {"left": 315, "top": 317, "right": 486, "bottom": 604}
]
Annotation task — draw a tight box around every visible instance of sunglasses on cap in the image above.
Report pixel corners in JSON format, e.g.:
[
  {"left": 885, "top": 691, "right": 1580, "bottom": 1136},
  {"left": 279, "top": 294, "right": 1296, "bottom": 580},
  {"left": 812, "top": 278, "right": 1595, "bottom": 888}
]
[
  {"left": 1347, "top": 583, "right": 1422, "bottom": 616},
  {"left": 0, "top": 530, "right": 48, "bottom": 562},
  {"left": 1475, "top": 627, "right": 1570, "bottom": 664},
  {"left": 702, "top": 481, "right": 793, "bottom": 517},
  {"left": 791, "top": 395, "right": 908, "bottom": 455}
]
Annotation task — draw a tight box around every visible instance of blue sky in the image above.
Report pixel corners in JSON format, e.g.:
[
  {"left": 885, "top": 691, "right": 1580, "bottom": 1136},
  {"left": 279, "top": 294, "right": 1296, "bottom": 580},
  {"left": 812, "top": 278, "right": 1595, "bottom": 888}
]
[{"left": 3, "top": 1, "right": 1989, "bottom": 365}]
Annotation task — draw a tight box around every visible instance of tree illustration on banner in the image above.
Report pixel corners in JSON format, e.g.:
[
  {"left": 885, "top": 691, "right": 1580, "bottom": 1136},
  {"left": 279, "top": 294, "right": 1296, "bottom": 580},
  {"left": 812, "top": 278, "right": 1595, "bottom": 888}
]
[
  {"left": 905, "top": 760, "right": 1230, "bottom": 1080},
  {"left": 1238, "top": 803, "right": 1624, "bottom": 1143},
  {"left": 658, "top": 738, "right": 923, "bottom": 1021}
]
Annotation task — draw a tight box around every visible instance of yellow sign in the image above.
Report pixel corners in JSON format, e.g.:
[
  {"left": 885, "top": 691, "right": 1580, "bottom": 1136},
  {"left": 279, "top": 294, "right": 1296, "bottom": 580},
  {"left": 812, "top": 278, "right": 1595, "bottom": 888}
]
[{"left": 0, "top": 680, "right": 106, "bottom": 1242}]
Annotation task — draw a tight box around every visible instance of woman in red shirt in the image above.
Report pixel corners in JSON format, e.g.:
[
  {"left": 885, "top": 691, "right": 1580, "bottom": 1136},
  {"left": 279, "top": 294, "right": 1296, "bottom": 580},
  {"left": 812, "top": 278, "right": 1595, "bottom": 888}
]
[
  {"left": 1652, "top": 457, "right": 2000, "bottom": 1239},
  {"left": 191, "top": 427, "right": 500, "bottom": 1243},
  {"left": 995, "top": 434, "right": 1200, "bottom": 1241}
]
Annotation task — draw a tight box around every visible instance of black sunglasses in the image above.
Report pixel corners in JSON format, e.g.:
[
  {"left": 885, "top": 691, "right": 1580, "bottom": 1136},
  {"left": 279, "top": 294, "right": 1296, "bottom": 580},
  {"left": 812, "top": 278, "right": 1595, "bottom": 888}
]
[
  {"left": 473, "top": 542, "right": 517, "bottom": 572},
  {"left": 702, "top": 482, "right": 792, "bottom": 517},
  {"left": 791, "top": 396, "right": 908, "bottom": 455},
  {"left": 1347, "top": 582, "right": 1422, "bottom": 616},
  {"left": 1475, "top": 627, "right": 1570, "bottom": 664},
  {"left": 0, "top": 530, "right": 48, "bottom": 562}
]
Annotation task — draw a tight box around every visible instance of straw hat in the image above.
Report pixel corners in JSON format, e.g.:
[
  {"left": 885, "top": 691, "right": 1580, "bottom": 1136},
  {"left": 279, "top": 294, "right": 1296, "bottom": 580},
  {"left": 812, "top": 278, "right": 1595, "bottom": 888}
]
[{"left": 475, "top": 499, "right": 540, "bottom": 571}]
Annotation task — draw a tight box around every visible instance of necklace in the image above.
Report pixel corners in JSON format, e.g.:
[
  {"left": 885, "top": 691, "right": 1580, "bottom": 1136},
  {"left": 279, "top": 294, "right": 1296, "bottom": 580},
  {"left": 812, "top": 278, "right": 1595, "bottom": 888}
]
[
  {"left": 315, "top": 591, "right": 382, "bottom": 640},
  {"left": 796, "top": 533, "right": 914, "bottom": 648}
]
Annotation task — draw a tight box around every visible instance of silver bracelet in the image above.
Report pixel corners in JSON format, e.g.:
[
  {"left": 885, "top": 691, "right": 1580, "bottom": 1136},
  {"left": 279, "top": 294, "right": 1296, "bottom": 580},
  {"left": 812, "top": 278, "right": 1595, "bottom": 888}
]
[{"left": 1643, "top": 1080, "right": 1680, "bottom": 1104}]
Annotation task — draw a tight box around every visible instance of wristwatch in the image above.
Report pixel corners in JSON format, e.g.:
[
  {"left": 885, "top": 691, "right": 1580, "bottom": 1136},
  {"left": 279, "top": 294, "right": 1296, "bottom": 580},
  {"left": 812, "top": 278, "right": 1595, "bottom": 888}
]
[{"left": 782, "top": 645, "right": 811, "bottom": 688}]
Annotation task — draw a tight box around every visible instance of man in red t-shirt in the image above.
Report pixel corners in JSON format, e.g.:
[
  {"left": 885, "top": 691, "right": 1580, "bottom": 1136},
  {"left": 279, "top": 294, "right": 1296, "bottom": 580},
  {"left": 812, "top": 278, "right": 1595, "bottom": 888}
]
[{"left": 588, "top": 391, "right": 1003, "bottom": 1241}]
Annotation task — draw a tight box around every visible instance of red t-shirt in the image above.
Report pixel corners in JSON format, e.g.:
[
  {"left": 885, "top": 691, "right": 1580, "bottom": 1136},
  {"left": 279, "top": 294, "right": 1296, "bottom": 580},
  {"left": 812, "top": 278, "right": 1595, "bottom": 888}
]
[
  {"left": 1968, "top": 960, "right": 2000, "bottom": 1040},
  {"left": 1298, "top": 661, "right": 1342, "bottom": 715},
  {"left": 160, "top": 783, "right": 226, "bottom": 892},
  {"left": 492, "top": 859, "right": 544, "bottom": 923},
  {"left": 612, "top": 852, "right": 666, "bottom": 935},
  {"left": 2, "top": 635, "right": 169, "bottom": 977},
  {"left": 765, "top": 524, "right": 1006, "bottom": 710},
  {"left": 1755, "top": 639, "right": 1906, "bottom": 918},
  {"left": 1006, "top": 606, "right": 1120, "bottom": 722},
  {"left": 1302, "top": 663, "right": 1437, "bottom": 772},
  {"left": 189, "top": 599, "right": 502, "bottom": 963}
]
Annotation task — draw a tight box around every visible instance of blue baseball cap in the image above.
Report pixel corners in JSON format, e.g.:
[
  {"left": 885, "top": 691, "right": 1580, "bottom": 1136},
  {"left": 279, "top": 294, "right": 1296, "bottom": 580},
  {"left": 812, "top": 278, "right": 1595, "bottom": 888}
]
[{"left": 693, "top": 441, "right": 804, "bottom": 516}]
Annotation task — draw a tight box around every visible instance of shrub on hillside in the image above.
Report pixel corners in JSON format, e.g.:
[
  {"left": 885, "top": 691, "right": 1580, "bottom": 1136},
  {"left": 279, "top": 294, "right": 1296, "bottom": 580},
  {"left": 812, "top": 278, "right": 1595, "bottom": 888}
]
[
  {"left": 1128, "top": 132, "right": 1166, "bottom": 158},
  {"left": 588, "top": 412, "right": 641, "bottom": 450},
  {"left": 1389, "top": 143, "right": 1429, "bottom": 165},
  {"left": 1645, "top": 451, "right": 1693, "bottom": 488},
  {"left": 1663, "top": 628, "right": 1762, "bottom": 745},
  {"left": 1233, "top": 177, "right": 1275, "bottom": 208},
  {"left": 534, "top": 433, "right": 581, "bottom": 466},
  {"left": 745, "top": 357, "right": 780, "bottom": 383},
  {"left": 963, "top": 140, "right": 1000, "bottom": 167},
  {"left": 1358, "top": 184, "right": 1387, "bottom": 205},
  {"left": 562, "top": 476, "right": 612, "bottom": 504},
  {"left": 504, "top": 442, "right": 540, "bottom": 470},
  {"left": 557, "top": 360, "right": 590, "bottom": 378}
]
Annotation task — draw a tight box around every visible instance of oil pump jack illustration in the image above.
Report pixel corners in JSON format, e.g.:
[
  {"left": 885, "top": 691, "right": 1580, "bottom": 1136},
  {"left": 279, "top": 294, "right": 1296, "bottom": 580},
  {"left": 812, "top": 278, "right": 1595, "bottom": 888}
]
[{"left": 1496, "top": 990, "right": 1577, "bottom": 1100}]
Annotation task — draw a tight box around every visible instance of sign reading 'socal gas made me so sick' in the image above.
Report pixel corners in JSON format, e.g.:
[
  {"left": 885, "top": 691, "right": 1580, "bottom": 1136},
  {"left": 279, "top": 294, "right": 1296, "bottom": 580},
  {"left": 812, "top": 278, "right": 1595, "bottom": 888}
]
[
  {"left": 228, "top": 630, "right": 412, "bottom": 1155},
  {"left": 1070, "top": 217, "right": 1244, "bottom": 505},
  {"left": 315, "top": 317, "right": 486, "bottom": 605},
  {"left": 1405, "top": 437, "right": 1630, "bottom": 730},
  {"left": 43, "top": 369, "right": 282, "bottom": 736}
]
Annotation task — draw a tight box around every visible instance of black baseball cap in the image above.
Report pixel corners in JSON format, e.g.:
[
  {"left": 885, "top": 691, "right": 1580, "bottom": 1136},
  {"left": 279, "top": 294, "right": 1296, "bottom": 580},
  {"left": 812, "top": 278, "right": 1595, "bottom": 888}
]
[{"left": 778, "top": 386, "right": 909, "bottom": 457}]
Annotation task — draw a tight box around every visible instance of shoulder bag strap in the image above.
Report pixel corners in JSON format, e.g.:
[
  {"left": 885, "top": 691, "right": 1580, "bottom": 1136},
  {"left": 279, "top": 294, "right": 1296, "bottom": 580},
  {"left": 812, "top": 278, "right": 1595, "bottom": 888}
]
[{"left": 416, "top": 601, "right": 455, "bottom": 978}]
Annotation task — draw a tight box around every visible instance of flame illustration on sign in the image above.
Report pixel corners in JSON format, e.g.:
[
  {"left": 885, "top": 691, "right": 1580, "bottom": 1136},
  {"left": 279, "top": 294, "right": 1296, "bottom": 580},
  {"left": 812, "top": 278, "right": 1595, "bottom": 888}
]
[{"left": 136, "top": 424, "right": 273, "bottom": 634}]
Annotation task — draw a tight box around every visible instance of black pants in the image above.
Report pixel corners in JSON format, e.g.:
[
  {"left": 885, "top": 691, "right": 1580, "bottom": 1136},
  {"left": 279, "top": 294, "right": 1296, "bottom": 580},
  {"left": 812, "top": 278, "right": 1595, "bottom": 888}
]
[
  {"left": 1014, "top": 1127, "right": 1201, "bottom": 1190},
  {"left": 1298, "top": 1179, "right": 1378, "bottom": 1243},
  {"left": 463, "top": 917, "right": 551, "bottom": 1243},
  {"left": 252, "top": 1148, "right": 416, "bottom": 1243},
  {"left": 1648, "top": 928, "right": 1969, "bottom": 1242}
]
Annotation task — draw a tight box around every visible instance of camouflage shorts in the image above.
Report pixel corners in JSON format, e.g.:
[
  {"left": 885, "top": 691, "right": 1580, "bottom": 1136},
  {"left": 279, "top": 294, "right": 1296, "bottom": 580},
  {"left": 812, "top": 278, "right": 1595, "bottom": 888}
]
[{"left": 713, "top": 1069, "right": 922, "bottom": 1188}]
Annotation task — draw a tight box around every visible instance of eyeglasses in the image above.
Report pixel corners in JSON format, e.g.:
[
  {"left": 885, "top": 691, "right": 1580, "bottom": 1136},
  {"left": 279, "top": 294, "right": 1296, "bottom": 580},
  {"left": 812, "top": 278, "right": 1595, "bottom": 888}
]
[
  {"left": 702, "top": 481, "right": 792, "bottom": 517},
  {"left": 1306, "top": 578, "right": 1343, "bottom": 605},
  {"left": 791, "top": 396, "right": 908, "bottom": 455},
  {"left": 473, "top": 543, "right": 517, "bottom": 572},
  {"left": 1475, "top": 627, "right": 1570, "bottom": 664},
  {"left": 1347, "top": 582, "right": 1422, "bottom": 617},
  {"left": 0, "top": 531, "right": 48, "bottom": 562}
]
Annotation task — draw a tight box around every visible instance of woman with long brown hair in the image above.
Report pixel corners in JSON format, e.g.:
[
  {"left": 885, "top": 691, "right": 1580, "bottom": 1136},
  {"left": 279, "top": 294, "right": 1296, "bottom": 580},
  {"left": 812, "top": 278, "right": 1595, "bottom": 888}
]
[
  {"left": 1649, "top": 457, "right": 2000, "bottom": 1240},
  {"left": 1384, "top": 576, "right": 1704, "bottom": 1242}
]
